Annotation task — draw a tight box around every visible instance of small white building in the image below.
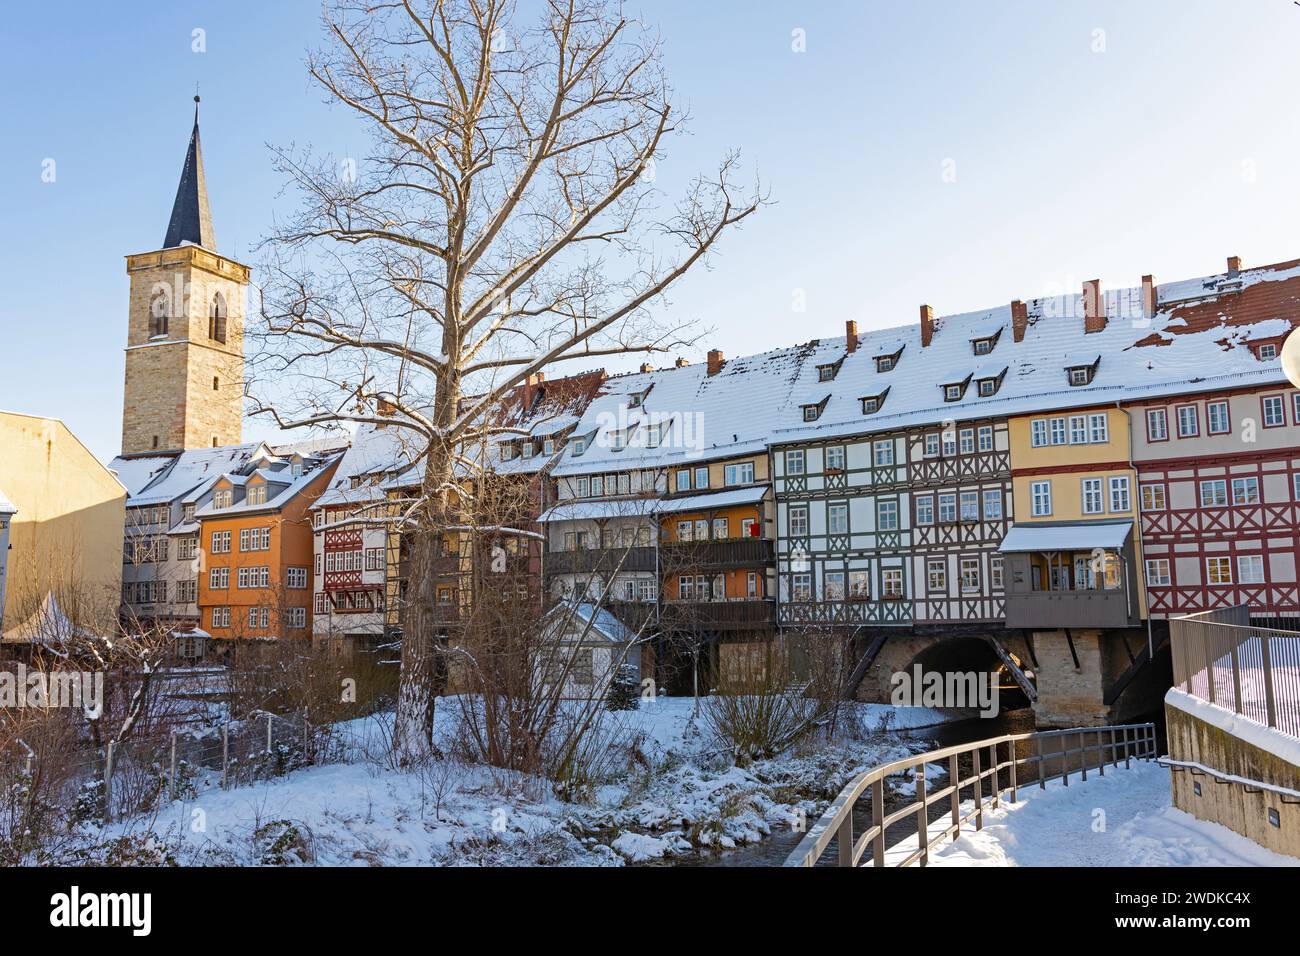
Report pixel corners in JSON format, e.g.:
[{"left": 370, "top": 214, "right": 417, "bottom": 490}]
[{"left": 540, "top": 602, "right": 644, "bottom": 701}]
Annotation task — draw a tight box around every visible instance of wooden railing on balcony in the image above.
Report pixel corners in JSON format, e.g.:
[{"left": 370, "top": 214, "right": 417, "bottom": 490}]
[
  {"left": 543, "top": 546, "right": 657, "bottom": 575},
  {"left": 660, "top": 598, "right": 776, "bottom": 630},
  {"left": 659, "top": 537, "right": 773, "bottom": 570}
]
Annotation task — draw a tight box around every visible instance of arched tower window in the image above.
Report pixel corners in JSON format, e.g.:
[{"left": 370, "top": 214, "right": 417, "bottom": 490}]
[
  {"left": 209, "top": 292, "right": 227, "bottom": 344},
  {"left": 149, "top": 287, "right": 170, "bottom": 338}
]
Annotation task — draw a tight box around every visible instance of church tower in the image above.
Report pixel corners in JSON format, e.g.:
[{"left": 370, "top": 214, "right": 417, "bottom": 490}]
[{"left": 121, "top": 96, "right": 249, "bottom": 457}]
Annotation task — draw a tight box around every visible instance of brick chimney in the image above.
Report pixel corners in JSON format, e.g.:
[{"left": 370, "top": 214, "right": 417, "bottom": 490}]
[
  {"left": 1010, "top": 300, "right": 1028, "bottom": 343},
  {"left": 706, "top": 349, "right": 725, "bottom": 376},
  {"left": 639, "top": 363, "right": 654, "bottom": 373},
  {"left": 1083, "top": 279, "right": 1106, "bottom": 334},
  {"left": 1227, "top": 255, "right": 1242, "bottom": 278},
  {"left": 1140, "top": 275, "right": 1156, "bottom": 320},
  {"left": 845, "top": 320, "right": 858, "bottom": 353},
  {"left": 674, "top": 357, "right": 688, "bottom": 368},
  {"left": 919, "top": 304, "right": 935, "bottom": 347}
]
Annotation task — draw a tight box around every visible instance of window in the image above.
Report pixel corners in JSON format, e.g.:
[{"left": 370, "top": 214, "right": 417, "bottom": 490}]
[
  {"left": 287, "top": 607, "right": 307, "bottom": 629},
  {"left": 315, "top": 593, "right": 327, "bottom": 614},
  {"left": 1082, "top": 478, "right": 1104, "bottom": 514},
  {"left": 1141, "top": 484, "right": 1166, "bottom": 511},
  {"left": 176, "top": 580, "right": 197, "bottom": 603},
  {"left": 248, "top": 606, "right": 260, "bottom": 628},
  {"left": 741, "top": 517, "right": 757, "bottom": 538},
  {"left": 991, "top": 557, "right": 1004, "bottom": 589},
  {"left": 960, "top": 491, "right": 979, "bottom": 522},
  {"left": 694, "top": 467, "right": 709, "bottom": 490},
  {"left": 978, "top": 426, "right": 994, "bottom": 452},
  {"left": 1145, "top": 559, "right": 1170, "bottom": 586},
  {"left": 915, "top": 495, "right": 934, "bottom": 525},
  {"left": 802, "top": 405, "right": 820, "bottom": 422},
  {"left": 1177, "top": 405, "right": 1199, "bottom": 438},
  {"left": 590, "top": 475, "right": 604, "bottom": 497},
  {"left": 1258, "top": 343, "right": 1279, "bottom": 360},
  {"left": 208, "top": 567, "right": 229, "bottom": 589},
  {"left": 942, "top": 432, "right": 956, "bottom": 457},
  {"left": 1238, "top": 555, "right": 1265, "bottom": 584},
  {"left": 1199, "top": 479, "right": 1228, "bottom": 507},
  {"left": 927, "top": 559, "right": 946, "bottom": 592},
  {"left": 973, "top": 338, "right": 993, "bottom": 356},
  {"left": 1049, "top": 418, "right": 1067, "bottom": 445},
  {"left": 873, "top": 440, "right": 894, "bottom": 467},
  {"left": 828, "top": 504, "right": 848, "bottom": 534},
  {"left": 789, "top": 505, "right": 809, "bottom": 536},
  {"left": 214, "top": 489, "right": 232, "bottom": 509},
  {"left": 982, "top": 489, "right": 1002, "bottom": 520},
  {"left": 1030, "top": 419, "right": 1048, "bottom": 447},
  {"left": 848, "top": 571, "right": 871, "bottom": 600},
  {"left": 149, "top": 287, "right": 170, "bottom": 338},
  {"left": 315, "top": 553, "right": 322, "bottom": 575},
  {"left": 937, "top": 493, "right": 956, "bottom": 523},
  {"left": 959, "top": 429, "right": 974, "bottom": 454},
  {"left": 924, "top": 434, "right": 940, "bottom": 457},
  {"left": 712, "top": 517, "right": 729, "bottom": 539},
  {"left": 825, "top": 572, "right": 846, "bottom": 600},
  {"left": 1263, "top": 395, "right": 1286, "bottom": 427},
  {"left": 209, "top": 292, "right": 228, "bottom": 343},
  {"left": 1294, "top": 393, "right": 1300, "bottom": 425},
  {"left": 1109, "top": 476, "right": 1131, "bottom": 512},
  {"left": 1294, "top": 472, "right": 1300, "bottom": 501},
  {"left": 1088, "top": 413, "right": 1108, "bottom": 444},
  {"left": 724, "top": 461, "right": 755, "bottom": 486},
  {"left": 1146, "top": 408, "right": 1168, "bottom": 442},
  {"left": 825, "top": 446, "right": 845, "bottom": 472},
  {"left": 1231, "top": 476, "right": 1259, "bottom": 505},
  {"left": 977, "top": 379, "right": 996, "bottom": 397},
  {"left": 287, "top": 567, "right": 308, "bottom": 589},
  {"left": 861, "top": 396, "right": 881, "bottom": 414},
  {"left": 960, "top": 557, "right": 980, "bottom": 593},
  {"left": 210, "top": 606, "right": 229, "bottom": 628},
  {"left": 791, "top": 573, "right": 812, "bottom": 602},
  {"left": 945, "top": 384, "right": 963, "bottom": 401},
  {"left": 1206, "top": 557, "right": 1232, "bottom": 585},
  {"left": 881, "top": 568, "right": 903, "bottom": 598},
  {"left": 877, "top": 500, "right": 899, "bottom": 531},
  {"left": 1069, "top": 416, "right": 1087, "bottom": 445},
  {"left": 1207, "top": 401, "right": 1230, "bottom": 435},
  {"left": 1031, "top": 481, "right": 1052, "bottom": 516},
  {"left": 785, "top": 450, "right": 805, "bottom": 476},
  {"left": 675, "top": 469, "right": 690, "bottom": 492},
  {"left": 746, "top": 572, "right": 758, "bottom": 598},
  {"left": 571, "top": 436, "right": 588, "bottom": 456}
]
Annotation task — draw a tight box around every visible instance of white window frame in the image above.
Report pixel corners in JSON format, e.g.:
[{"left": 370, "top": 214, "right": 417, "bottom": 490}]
[
  {"left": 1031, "top": 481, "right": 1052, "bottom": 516},
  {"left": 1108, "top": 475, "right": 1131, "bottom": 513},
  {"left": 1081, "top": 478, "right": 1104, "bottom": 514}
]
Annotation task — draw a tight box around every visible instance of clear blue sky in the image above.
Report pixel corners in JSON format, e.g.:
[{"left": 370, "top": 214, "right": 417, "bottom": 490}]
[{"left": 4, "top": 0, "right": 1300, "bottom": 462}]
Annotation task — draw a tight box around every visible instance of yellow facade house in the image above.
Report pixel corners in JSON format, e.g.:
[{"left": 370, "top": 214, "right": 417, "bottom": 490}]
[{"left": 0, "top": 411, "right": 127, "bottom": 636}]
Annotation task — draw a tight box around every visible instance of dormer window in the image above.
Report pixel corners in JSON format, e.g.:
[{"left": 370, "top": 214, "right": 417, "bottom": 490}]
[
  {"left": 543, "top": 437, "right": 555, "bottom": 456},
  {"left": 1064, "top": 354, "right": 1100, "bottom": 386},
  {"left": 801, "top": 395, "right": 831, "bottom": 422},
  {"left": 872, "top": 343, "right": 904, "bottom": 373},
  {"left": 973, "top": 338, "right": 993, "bottom": 356},
  {"left": 941, "top": 374, "right": 972, "bottom": 402},
  {"left": 627, "top": 385, "right": 653, "bottom": 409},
  {"left": 859, "top": 386, "right": 890, "bottom": 416},
  {"left": 610, "top": 426, "right": 637, "bottom": 451},
  {"left": 876, "top": 357, "right": 894, "bottom": 372},
  {"left": 970, "top": 326, "right": 1001, "bottom": 356},
  {"left": 247, "top": 485, "right": 267, "bottom": 506},
  {"left": 1256, "top": 342, "right": 1279, "bottom": 360},
  {"left": 816, "top": 355, "right": 845, "bottom": 382},
  {"left": 978, "top": 379, "right": 996, "bottom": 397},
  {"left": 521, "top": 440, "right": 536, "bottom": 459},
  {"left": 973, "top": 365, "right": 1007, "bottom": 398},
  {"left": 214, "top": 489, "right": 232, "bottom": 509}
]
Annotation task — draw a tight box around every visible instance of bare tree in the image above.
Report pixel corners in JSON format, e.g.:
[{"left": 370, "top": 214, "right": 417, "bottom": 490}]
[{"left": 252, "top": 0, "right": 762, "bottom": 753}]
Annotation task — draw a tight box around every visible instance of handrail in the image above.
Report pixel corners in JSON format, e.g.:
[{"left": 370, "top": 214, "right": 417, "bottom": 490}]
[{"left": 784, "top": 722, "right": 1157, "bottom": 867}]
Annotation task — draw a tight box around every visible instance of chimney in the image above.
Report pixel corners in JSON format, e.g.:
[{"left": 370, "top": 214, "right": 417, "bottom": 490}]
[
  {"left": 1227, "top": 255, "right": 1242, "bottom": 278},
  {"left": 845, "top": 320, "right": 858, "bottom": 353},
  {"left": 1010, "top": 300, "right": 1028, "bottom": 343},
  {"left": 1140, "top": 275, "right": 1156, "bottom": 320},
  {"left": 919, "top": 304, "right": 935, "bottom": 347},
  {"left": 639, "top": 363, "right": 654, "bottom": 373},
  {"left": 1083, "top": 279, "right": 1106, "bottom": 334},
  {"left": 674, "top": 357, "right": 688, "bottom": 368},
  {"left": 706, "top": 349, "right": 725, "bottom": 376}
]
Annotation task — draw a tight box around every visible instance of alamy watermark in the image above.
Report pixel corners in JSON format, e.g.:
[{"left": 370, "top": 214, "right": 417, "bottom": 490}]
[
  {"left": 891, "top": 665, "right": 999, "bottom": 718},
  {"left": 0, "top": 666, "right": 103, "bottom": 714}
]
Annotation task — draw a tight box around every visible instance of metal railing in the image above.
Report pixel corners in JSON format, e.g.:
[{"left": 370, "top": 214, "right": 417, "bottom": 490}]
[
  {"left": 1171, "top": 606, "right": 1300, "bottom": 738},
  {"left": 784, "top": 722, "right": 1157, "bottom": 868}
]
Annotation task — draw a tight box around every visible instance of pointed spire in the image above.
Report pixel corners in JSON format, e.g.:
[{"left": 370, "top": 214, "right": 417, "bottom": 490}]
[{"left": 162, "top": 95, "right": 217, "bottom": 251}]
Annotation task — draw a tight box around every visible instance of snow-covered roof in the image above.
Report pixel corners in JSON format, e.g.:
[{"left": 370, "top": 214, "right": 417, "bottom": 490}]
[
  {"left": 0, "top": 486, "right": 15, "bottom": 516},
  {"left": 194, "top": 454, "right": 341, "bottom": 519},
  {"left": 654, "top": 485, "right": 769, "bottom": 515},
  {"left": 110, "top": 443, "right": 271, "bottom": 507},
  {"left": 550, "top": 257, "right": 1300, "bottom": 469},
  {"left": 999, "top": 519, "right": 1133, "bottom": 553},
  {"left": 560, "top": 602, "right": 638, "bottom": 644},
  {"left": 316, "top": 422, "right": 422, "bottom": 509}
]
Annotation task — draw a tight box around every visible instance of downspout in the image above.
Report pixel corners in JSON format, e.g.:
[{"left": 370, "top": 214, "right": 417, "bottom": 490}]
[{"left": 1115, "top": 400, "right": 1153, "bottom": 658}]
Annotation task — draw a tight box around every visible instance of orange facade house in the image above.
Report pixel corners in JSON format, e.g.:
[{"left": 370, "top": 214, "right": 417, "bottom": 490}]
[{"left": 196, "top": 453, "right": 341, "bottom": 644}]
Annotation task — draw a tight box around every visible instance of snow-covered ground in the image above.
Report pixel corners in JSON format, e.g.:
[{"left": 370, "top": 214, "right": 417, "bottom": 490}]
[
  {"left": 94, "top": 697, "right": 952, "bottom": 866},
  {"left": 901, "top": 761, "right": 1299, "bottom": 868}
]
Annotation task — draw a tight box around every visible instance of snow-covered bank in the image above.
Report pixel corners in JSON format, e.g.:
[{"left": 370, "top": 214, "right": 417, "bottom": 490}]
[
  {"left": 900, "top": 761, "right": 1300, "bottom": 867},
  {"left": 90, "top": 697, "right": 952, "bottom": 866}
]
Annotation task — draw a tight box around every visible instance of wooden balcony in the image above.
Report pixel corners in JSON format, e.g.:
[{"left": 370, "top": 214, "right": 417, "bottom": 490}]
[
  {"left": 660, "top": 599, "right": 776, "bottom": 631},
  {"left": 660, "top": 537, "right": 773, "bottom": 570},
  {"left": 1003, "top": 586, "right": 1137, "bottom": 630},
  {"left": 544, "top": 546, "right": 657, "bottom": 575}
]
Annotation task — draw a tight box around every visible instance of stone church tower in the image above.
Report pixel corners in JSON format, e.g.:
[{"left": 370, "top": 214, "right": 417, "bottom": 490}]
[{"left": 120, "top": 97, "right": 249, "bottom": 457}]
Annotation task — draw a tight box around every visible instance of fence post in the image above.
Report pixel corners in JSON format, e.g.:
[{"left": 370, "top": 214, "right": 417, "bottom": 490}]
[
  {"left": 1080, "top": 731, "right": 1087, "bottom": 782},
  {"left": 303, "top": 713, "right": 310, "bottom": 763},
  {"left": 949, "top": 753, "right": 961, "bottom": 832},
  {"left": 169, "top": 731, "right": 177, "bottom": 801},
  {"left": 871, "top": 780, "right": 885, "bottom": 867},
  {"left": 1037, "top": 735, "right": 1045, "bottom": 790},
  {"left": 266, "top": 714, "right": 274, "bottom": 753},
  {"left": 1008, "top": 738, "right": 1018, "bottom": 803},
  {"left": 972, "top": 747, "right": 983, "bottom": 829},
  {"left": 221, "top": 724, "right": 229, "bottom": 789},
  {"left": 1260, "top": 632, "right": 1278, "bottom": 729},
  {"left": 916, "top": 763, "right": 928, "bottom": 866},
  {"left": 104, "top": 740, "right": 115, "bottom": 824},
  {"left": 837, "top": 812, "right": 853, "bottom": 868},
  {"left": 1229, "top": 640, "right": 1242, "bottom": 715}
]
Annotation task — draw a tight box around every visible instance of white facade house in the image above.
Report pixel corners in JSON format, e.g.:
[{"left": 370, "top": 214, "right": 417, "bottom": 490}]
[{"left": 540, "top": 602, "right": 643, "bottom": 701}]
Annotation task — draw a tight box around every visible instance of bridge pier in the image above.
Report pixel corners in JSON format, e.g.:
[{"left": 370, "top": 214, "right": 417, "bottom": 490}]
[{"left": 1027, "top": 627, "right": 1164, "bottom": 727}]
